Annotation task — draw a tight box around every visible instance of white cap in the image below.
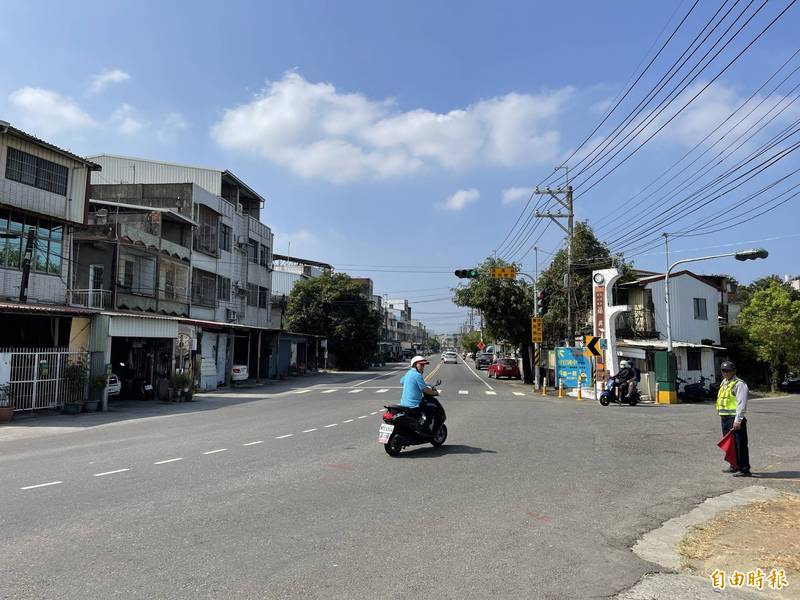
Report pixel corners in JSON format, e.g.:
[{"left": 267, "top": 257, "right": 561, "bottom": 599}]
[
  {"left": 410, "top": 355, "right": 429, "bottom": 367},
  {"left": 619, "top": 360, "right": 631, "bottom": 368}
]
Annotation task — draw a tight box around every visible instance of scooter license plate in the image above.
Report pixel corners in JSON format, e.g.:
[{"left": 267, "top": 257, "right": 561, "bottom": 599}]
[{"left": 377, "top": 423, "right": 394, "bottom": 443}]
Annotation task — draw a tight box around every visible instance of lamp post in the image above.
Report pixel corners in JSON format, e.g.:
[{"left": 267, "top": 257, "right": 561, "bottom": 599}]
[{"left": 664, "top": 245, "right": 768, "bottom": 352}]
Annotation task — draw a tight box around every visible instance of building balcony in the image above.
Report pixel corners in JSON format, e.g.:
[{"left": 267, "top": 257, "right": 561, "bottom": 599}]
[
  {"left": 616, "top": 307, "right": 659, "bottom": 339},
  {"left": 67, "top": 288, "right": 112, "bottom": 309},
  {"left": 117, "top": 223, "right": 191, "bottom": 262}
]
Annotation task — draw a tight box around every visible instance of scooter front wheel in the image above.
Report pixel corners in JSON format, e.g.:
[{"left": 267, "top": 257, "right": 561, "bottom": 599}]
[
  {"left": 431, "top": 424, "right": 447, "bottom": 447},
  {"left": 384, "top": 433, "right": 402, "bottom": 456},
  {"left": 599, "top": 394, "right": 610, "bottom": 406}
]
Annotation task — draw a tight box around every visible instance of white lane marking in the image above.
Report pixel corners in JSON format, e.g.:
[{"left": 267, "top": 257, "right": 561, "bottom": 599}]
[
  {"left": 513, "top": 392, "right": 525, "bottom": 396},
  {"left": 275, "top": 434, "right": 294, "bottom": 439},
  {"left": 376, "top": 389, "right": 389, "bottom": 393},
  {"left": 343, "top": 419, "right": 354, "bottom": 423},
  {"left": 243, "top": 440, "right": 264, "bottom": 446},
  {"left": 485, "top": 391, "right": 497, "bottom": 396},
  {"left": 303, "top": 428, "right": 318, "bottom": 433},
  {"left": 321, "top": 389, "right": 337, "bottom": 394},
  {"left": 20, "top": 481, "right": 63, "bottom": 490},
  {"left": 154, "top": 458, "right": 183, "bottom": 465},
  {"left": 94, "top": 468, "right": 130, "bottom": 477},
  {"left": 370, "top": 411, "right": 378, "bottom": 415},
  {"left": 358, "top": 415, "right": 368, "bottom": 419},
  {"left": 459, "top": 390, "right": 468, "bottom": 395},
  {"left": 348, "top": 389, "right": 364, "bottom": 394},
  {"left": 293, "top": 389, "right": 311, "bottom": 394},
  {"left": 352, "top": 370, "right": 399, "bottom": 387},
  {"left": 324, "top": 423, "right": 338, "bottom": 428},
  {"left": 461, "top": 359, "right": 494, "bottom": 390},
  {"left": 203, "top": 449, "right": 227, "bottom": 455}
]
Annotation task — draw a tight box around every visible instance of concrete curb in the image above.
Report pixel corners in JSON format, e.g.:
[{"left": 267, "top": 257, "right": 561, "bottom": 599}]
[{"left": 632, "top": 485, "right": 780, "bottom": 571}]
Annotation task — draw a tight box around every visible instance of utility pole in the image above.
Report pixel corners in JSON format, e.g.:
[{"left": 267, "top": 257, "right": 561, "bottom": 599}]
[
  {"left": 534, "top": 246, "right": 540, "bottom": 390},
  {"left": 534, "top": 175, "right": 574, "bottom": 346},
  {"left": 18, "top": 228, "right": 36, "bottom": 303}
]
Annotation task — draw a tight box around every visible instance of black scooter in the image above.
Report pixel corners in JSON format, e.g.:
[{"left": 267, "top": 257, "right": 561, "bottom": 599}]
[
  {"left": 599, "top": 376, "right": 640, "bottom": 406},
  {"left": 378, "top": 380, "right": 448, "bottom": 456},
  {"left": 677, "top": 376, "right": 709, "bottom": 402}
]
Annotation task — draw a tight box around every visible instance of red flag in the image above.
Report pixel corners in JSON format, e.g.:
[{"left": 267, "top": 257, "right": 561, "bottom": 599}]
[{"left": 717, "top": 430, "right": 738, "bottom": 470}]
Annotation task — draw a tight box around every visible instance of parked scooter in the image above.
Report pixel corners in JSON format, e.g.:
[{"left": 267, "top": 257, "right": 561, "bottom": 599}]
[
  {"left": 599, "top": 376, "right": 640, "bottom": 406},
  {"left": 378, "top": 380, "right": 447, "bottom": 456},
  {"left": 677, "top": 376, "right": 709, "bottom": 402}
]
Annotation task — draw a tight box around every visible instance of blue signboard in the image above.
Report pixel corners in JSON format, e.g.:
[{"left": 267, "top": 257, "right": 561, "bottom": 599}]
[{"left": 555, "top": 347, "right": 592, "bottom": 387}]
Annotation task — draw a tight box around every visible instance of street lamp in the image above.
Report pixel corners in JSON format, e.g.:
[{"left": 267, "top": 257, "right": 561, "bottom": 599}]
[{"left": 664, "top": 241, "right": 768, "bottom": 351}]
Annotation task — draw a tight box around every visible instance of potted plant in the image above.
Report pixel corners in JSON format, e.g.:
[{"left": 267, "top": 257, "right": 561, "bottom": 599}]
[
  {"left": 170, "top": 372, "right": 193, "bottom": 402},
  {"left": 62, "top": 358, "right": 88, "bottom": 414},
  {"left": 0, "top": 383, "right": 14, "bottom": 424},
  {"left": 86, "top": 375, "right": 106, "bottom": 412}
]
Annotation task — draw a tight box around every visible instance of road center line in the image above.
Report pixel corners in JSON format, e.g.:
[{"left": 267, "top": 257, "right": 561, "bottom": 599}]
[
  {"left": 343, "top": 419, "right": 354, "bottom": 423},
  {"left": 94, "top": 468, "right": 130, "bottom": 477},
  {"left": 154, "top": 458, "right": 183, "bottom": 465},
  {"left": 376, "top": 389, "right": 389, "bottom": 393},
  {"left": 203, "top": 449, "right": 227, "bottom": 455},
  {"left": 348, "top": 389, "right": 364, "bottom": 394},
  {"left": 513, "top": 392, "right": 525, "bottom": 396},
  {"left": 243, "top": 441, "right": 264, "bottom": 446},
  {"left": 321, "top": 389, "right": 336, "bottom": 394},
  {"left": 275, "top": 434, "right": 294, "bottom": 439},
  {"left": 358, "top": 415, "right": 368, "bottom": 419},
  {"left": 459, "top": 390, "right": 468, "bottom": 395},
  {"left": 370, "top": 411, "right": 378, "bottom": 415},
  {"left": 293, "top": 389, "right": 311, "bottom": 394},
  {"left": 20, "top": 481, "right": 63, "bottom": 490},
  {"left": 303, "top": 428, "right": 318, "bottom": 433},
  {"left": 324, "top": 423, "right": 337, "bottom": 428}
]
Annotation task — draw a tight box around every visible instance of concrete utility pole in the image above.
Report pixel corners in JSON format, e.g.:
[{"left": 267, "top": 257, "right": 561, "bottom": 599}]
[
  {"left": 534, "top": 171, "right": 574, "bottom": 346},
  {"left": 534, "top": 246, "right": 540, "bottom": 390}
]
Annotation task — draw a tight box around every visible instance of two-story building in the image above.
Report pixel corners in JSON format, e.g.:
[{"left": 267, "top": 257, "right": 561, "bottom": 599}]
[{"left": 0, "top": 121, "right": 101, "bottom": 348}]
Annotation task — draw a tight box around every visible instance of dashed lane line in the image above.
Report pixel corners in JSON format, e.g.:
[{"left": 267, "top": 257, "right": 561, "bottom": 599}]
[
  {"left": 358, "top": 415, "right": 368, "bottom": 419},
  {"left": 303, "top": 428, "right": 318, "bottom": 433},
  {"left": 343, "top": 419, "right": 354, "bottom": 423},
  {"left": 243, "top": 440, "right": 264, "bottom": 446},
  {"left": 485, "top": 391, "right": 497, "bottom": 396},
  {"left": 20, "top": 481, "right": 63, "bottom": 490},
  {"left": 94, "top": 468, "right": 130, "bottom": 477},
  {"left": 370, "top": 411, "right": 379, "bottom": 415},
  {"left": 324, "top": 423, "right": 338, "bottom": 428},
  {"left": 348, "top": 389, "right": 364, "bottom": 394},
  {"left": 461, "top": 359, "right": 495, "bottom": 391},
  {"left": 275, "top": 434, "right": 294, "bottom": 439},
  {"left": 154, "top": 458, "right": 183, "bottom": 465},
  {"left": 376, "top": 389, "right": 389, "bottom": 393},
  {"left": 458, "top": 390, "right": 468, "bottom": 395},
  {"left": 321, "top": 389, "right": 336, "bottom": 394},
  {"left": 293, "top": 390, "right": 311, "bottom": 394},
  {"left": 513, "top": 392, "right": 525, "bottom": 396},
  {"left": 202, "top": 449, "right": 227, "bottom": 455}
]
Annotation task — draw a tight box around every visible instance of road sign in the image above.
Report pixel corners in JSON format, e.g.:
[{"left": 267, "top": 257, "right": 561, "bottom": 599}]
[
  {"left": 477, "top": 341, "right": 486, "bottom": 351},
  {"left": 555, "top": 347, "right": 592, "bottom": 387},
  {"left": 490, "top": 266, "right": 517, "bottom": 279},
  {"left": 531, "top": 317, "right": 543, "bottom": 343},
  {"left": 584, "top": 335, "right": 602, "bottom": 358}
]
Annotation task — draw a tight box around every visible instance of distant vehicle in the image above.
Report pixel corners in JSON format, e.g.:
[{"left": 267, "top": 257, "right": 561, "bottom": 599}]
[
  {"left": 106, "top": 374, "right": 122, "bottom": 396},
  {"left": 475, "top": 353, "right": 493, "bottom": 370},
  {"left": 231, "top": 365, "right": 249, "bottom": 381},
  {"left": 488, "top": 358, "right": 521, "bottom": 380},
  {"left": 442, "top": 351, "right": 458, "bottom": 364},
  {"left": 780, "top": 375, "right": 800, "bottom": 393},
  {"left": 467, "top": 352, "right": 474, "bottom": 360}
]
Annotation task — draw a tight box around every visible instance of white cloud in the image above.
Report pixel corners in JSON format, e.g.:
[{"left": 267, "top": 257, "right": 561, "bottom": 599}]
[
  {"left": 502, "top": 186, "right": 532, "bottom": 205},
  {"left": 8, "top": 87, "right": 95, "bottom": 136},
  {"left": 156, "top": 112, "right": 190, "bottom": 143},
  {"left": 211, "top": 72, "right": 572, "bottom": 183},
  {"left": 435, "top": 188, "right": 480, "bottom": 211},
  {"left": 110, "top": 103, "right": 147, "bottom": 135},
  {"left": 89, "top": 68, "right": 131, "bottom": 94}
]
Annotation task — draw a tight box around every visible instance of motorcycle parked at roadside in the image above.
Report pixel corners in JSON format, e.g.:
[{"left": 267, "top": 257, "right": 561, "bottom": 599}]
[
  {"left": 378, "top": 380, "right": 447, "bottom": 456},
  {"left": 677, "top": 376, "right": 710, "bottom": 402}
]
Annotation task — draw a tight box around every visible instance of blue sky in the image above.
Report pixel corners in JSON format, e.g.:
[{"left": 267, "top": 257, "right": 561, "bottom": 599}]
[{"left": 2, "top": 0, "right": 799, "bottom": 332}]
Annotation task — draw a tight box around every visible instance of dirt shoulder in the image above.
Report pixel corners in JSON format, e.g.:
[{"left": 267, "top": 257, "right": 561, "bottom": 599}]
[{"left": 679, "top": 493, "right": 800, "bottom": 598}]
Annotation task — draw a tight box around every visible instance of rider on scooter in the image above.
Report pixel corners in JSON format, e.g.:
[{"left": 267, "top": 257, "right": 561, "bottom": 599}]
[
  {"left": 614, "top": 360, "right": 638, "bottom": 401},
  {"left": 400, "top": 355, "right": 439, "bottom": 431}
]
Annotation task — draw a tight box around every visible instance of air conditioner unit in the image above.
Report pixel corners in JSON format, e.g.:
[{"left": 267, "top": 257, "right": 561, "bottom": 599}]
[
  {"left": 226, "top": 308, "right": 238, "bottom": 323},
  {"left": 236, "top": 236, "right": 248, "bottom": 248},
  {"left": 234, "top": 281, "right": 247, "bottom": 295}
]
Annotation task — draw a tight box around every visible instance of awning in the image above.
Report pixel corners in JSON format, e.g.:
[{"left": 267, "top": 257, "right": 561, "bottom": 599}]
[
  {"left": 89, "top": 199, "right": 198, "bottom": 227},
  {"left": 0, "top": 301, "right": 99, "bottom": 316},
  {"left": 618, "top": 338, "right": 725, "bottom": 351}
]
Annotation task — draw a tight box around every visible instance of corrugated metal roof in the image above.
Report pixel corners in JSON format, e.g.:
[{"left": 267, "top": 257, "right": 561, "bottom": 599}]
[
  {"left": 1, "top": 123, "right": 101, "bottom": 169},
  {"left": 0, "top": 301, "right": 99, "bottom": 315}
]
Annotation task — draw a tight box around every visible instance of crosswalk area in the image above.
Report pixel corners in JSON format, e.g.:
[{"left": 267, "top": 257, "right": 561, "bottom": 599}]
[{"left": 290, "top": 387, "right": 539, "bottom": 397}]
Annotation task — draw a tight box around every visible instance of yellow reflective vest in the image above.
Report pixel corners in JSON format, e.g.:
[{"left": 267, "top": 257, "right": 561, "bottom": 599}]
[{"left": 716, "top": 377, "right": 739, "bottom": 416}]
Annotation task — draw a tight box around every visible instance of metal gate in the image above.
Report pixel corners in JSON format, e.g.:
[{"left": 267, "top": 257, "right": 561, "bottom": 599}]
[{"left": 0, "top": 347, "right": 90, "bottom": 411}]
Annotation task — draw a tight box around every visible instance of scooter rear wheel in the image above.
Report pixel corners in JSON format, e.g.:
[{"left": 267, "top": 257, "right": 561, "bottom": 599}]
[
  {"left": 431, "top": 424, "right": 447, "bottom": 447},
  {"left": 628, "top": 396, "right": 639, "bottom": 406},
  {"left": 384, "top": 434, "right": 402, "bottom": 456}
]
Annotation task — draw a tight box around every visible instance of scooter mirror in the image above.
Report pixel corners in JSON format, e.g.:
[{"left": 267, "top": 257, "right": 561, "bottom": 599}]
[{"left": 435, "top": 379, "right": 442, "bottom": 386}]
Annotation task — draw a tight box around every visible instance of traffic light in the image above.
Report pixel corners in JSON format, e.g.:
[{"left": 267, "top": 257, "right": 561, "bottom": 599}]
[
  {"left": 735, "top": 248, "right": 768, "bottom": 261},
  {"left": 537, "top": 289, "right": 549, "bottom": 315},
  {"left": 455, "top": 269, "right": 479, "bottom": 279}
]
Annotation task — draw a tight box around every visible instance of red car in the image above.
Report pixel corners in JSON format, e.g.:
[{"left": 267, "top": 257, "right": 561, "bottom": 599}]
[{"left": 487, "top": 358, "right": 521, "bottom": 380}]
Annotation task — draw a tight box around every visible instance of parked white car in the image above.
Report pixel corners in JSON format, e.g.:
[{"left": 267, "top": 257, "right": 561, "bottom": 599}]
[
  {"left": 442, "top": 351, "right": 458, "bottom": 364},
  {"left": 231, "top": 365, "right": 249, "bottom": 381},
  {"left": 106, "top": 374, "right": 121, "bottom": 396}
]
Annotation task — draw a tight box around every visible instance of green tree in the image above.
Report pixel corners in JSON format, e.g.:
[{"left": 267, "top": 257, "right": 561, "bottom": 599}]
[
  {"left": 738, "top": 274, "right": 800, "bottom": 306},
  {"left": 452, "top": 257, "right": 535, "bottom": 380},
  {"left": 737, "top": 281, "right": 800, "bottom": 391},
  {"left": 537, "top": 221, "right": 631, "bottom": 344},
  {"left": 460, "top": 331, "right": 484, "bottom": 354},
  {"left": 285, "top": 273, "right": 381, "bottom": 370}
]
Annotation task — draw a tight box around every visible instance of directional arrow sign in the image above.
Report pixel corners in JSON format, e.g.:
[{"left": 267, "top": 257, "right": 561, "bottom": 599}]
[{"left": 584, "top": 335, "right": 602, "bottom": 358}]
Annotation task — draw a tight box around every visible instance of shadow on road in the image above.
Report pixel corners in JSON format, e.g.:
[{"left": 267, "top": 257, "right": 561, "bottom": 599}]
[
  {"left": 754, "top": 471, "right": 800, "bottom": 479},
  {"left": 398, "top": 444, "right": 497, "bottom": 458}
]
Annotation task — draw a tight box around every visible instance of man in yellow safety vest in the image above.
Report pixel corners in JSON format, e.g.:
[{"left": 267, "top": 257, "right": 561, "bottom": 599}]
[{"left": 717, "top": 361, "right": 751, "bottom": 477}]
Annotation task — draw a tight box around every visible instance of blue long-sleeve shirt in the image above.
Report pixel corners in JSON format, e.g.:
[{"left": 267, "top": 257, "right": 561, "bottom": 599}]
[{"left": 399, "top": 368, "right": 427, "bottom": 408}]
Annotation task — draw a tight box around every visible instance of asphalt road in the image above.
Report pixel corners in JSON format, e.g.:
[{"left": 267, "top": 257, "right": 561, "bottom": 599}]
[{"left": 1, "top": 358, "right": 798, "bottom": 599}]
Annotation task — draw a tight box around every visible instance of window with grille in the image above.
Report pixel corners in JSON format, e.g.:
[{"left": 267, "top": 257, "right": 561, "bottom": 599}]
[
  {"left": 0, "top": 209, "right": 63, "bottom": 274},
  {"left": 219, "top": 224, "right": 232, "bottom": 252},
  {"left": 217, "top": 275, "right": 230, "bottom": 301},
  {"left": 192, "top": 205, "right": 219, "bottom": 256},
  {"left": 258, "top": 286, "right": 268, "bottom": 308},
  {"left": 247, "top": 283, "right": 258, "bottom": 306},
  {"left": 191, "top": 268, "right": 216, "bottom": 306},
  {"left": 248, "top": 239, "right": 258, "bottom": 263},
  {"left": 693, "top": 298, "right": 707, "bottom": 320},
  {"left": 687, "top": 349, "right": 702, "bottom": 371},
  {"left": 6, "top": 147, "right": 69, "bottom": 196},
  {"left": 259, "top": 245, "right": 269, "bottom": 268}
]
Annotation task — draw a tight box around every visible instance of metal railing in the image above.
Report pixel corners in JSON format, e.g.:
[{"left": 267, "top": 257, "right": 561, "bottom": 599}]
[
  {"left": 67, "top": 288, "right": 112, "bottom": 309},
  {"left": 617, "top": 307, "right": 659, "bottom": 339},
  {"left": 0, "top": 347, "right": 90, "bottom": 411}
]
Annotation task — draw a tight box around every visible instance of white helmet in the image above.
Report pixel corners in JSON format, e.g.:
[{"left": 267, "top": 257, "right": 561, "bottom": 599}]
[
  {"left": 619, "top": 360, "right": 631, "bottom": 368},
  {"left": 410, "top": 355, "right": 430, "bottom": 367}
]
